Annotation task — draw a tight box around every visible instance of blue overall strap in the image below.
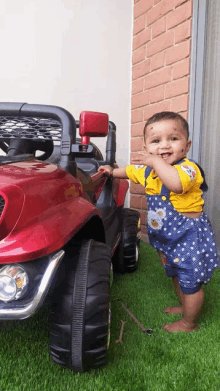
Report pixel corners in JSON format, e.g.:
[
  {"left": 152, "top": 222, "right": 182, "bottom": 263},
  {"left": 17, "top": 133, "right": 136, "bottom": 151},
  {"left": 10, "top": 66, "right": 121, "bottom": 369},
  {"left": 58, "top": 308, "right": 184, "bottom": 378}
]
[
  {"left": 145, "top": 166, "right": 170, "bottom": 197},
  {"left": 144, "top": 159, "right": 185, "bottom": 182},
  {"left": 160, "top": 158, "right": 185, "bottom": 197},
  {"left": 160, "top": 184, "right": 170, "bottom": 197},
  {"left": 144, "top": 157, "right": 207, "bottom": 198},
  {"left": 144, "top": 166, "right": 152, "bottom": 182}
]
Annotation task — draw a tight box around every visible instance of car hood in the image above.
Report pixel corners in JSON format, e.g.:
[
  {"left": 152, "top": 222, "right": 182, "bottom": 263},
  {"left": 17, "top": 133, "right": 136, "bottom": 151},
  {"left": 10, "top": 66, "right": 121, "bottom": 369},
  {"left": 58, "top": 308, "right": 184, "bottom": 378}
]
[{"left": 0, "top": 160, "right": 99, "bottom": 263}]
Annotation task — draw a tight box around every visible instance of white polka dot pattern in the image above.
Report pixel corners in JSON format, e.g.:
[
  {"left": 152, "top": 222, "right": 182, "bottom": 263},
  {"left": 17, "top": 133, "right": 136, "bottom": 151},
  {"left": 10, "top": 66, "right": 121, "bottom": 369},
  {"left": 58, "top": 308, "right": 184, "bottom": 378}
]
[{"left": 147, "top": 197, "right": 218, "bottom": 292}]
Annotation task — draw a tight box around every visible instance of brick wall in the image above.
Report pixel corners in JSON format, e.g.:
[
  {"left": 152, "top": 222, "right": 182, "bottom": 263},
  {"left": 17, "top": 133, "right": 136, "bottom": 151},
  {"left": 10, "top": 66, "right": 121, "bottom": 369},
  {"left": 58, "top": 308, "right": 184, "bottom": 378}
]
[{"left": 131, "top": 0, "right": 192, "bottom": 241}]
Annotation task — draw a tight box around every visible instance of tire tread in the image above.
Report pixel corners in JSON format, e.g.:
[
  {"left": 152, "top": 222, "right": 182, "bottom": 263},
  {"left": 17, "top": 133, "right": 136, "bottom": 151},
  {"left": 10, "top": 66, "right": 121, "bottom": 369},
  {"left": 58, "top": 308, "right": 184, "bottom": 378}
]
[{"left": 49, "top": 239, "right": 111, "bottom": 372}]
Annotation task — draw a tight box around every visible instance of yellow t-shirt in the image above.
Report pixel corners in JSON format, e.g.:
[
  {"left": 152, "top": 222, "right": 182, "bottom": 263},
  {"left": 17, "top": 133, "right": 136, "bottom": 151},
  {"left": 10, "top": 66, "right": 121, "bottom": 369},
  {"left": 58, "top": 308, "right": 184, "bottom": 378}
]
[{"left": 126, "top": 158, "right": 204, "bottom": 212}]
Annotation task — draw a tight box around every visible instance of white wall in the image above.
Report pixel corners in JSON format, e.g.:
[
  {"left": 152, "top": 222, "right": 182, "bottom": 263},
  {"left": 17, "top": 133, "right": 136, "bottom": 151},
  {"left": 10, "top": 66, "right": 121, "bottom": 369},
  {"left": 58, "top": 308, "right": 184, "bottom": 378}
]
[{"left": 0, "top": 0, "right": 132, "bottom": 170}]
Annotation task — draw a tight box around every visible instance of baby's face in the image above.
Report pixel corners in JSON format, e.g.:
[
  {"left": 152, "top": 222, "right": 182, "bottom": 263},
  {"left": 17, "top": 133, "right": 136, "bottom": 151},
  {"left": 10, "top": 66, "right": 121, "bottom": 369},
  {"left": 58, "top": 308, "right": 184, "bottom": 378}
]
[{"left": 143, "top": 119, "right": 191, "bottom": 165}]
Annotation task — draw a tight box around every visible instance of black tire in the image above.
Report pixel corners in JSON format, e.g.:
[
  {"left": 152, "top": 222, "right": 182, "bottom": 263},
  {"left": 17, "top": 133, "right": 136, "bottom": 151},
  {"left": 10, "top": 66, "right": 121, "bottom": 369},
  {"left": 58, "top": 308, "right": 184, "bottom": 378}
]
[
  {"left": 49, "top": 239, "right": 111, "bottom": 372},
  {"left": 113, "top": 208, "right": 141, "bottom": 273}
]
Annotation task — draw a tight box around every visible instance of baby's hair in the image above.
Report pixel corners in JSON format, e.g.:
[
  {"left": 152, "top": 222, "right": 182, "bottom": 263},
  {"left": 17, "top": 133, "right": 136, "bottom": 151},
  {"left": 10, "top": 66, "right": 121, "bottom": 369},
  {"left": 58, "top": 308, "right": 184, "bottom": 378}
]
[{"left": 143, "top": 111, "right": 189, "bottom": 140}]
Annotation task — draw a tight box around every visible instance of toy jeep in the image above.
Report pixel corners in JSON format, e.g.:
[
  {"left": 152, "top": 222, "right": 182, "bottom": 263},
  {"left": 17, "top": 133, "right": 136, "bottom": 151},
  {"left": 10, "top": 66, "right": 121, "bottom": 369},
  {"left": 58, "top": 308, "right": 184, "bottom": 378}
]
[{"left": 0, "top": 103, "right": 140, "bottom": 372}]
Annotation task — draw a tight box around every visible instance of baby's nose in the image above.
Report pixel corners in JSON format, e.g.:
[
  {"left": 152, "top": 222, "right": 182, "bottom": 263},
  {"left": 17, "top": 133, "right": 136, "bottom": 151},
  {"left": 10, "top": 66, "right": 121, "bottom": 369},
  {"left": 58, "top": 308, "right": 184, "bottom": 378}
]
[{"left": 161, "top": 139, "right": 170, "bottom": 148}]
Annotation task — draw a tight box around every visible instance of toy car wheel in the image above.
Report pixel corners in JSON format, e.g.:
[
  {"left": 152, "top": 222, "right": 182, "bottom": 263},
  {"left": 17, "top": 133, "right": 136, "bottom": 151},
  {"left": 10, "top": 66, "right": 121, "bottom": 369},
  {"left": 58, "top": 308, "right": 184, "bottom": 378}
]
[
  {"left": 49, "top": 239, "right": 111, "bottom": 372},
  {"left": 113, "top": 208, "right": 141, "bottom": 273}
]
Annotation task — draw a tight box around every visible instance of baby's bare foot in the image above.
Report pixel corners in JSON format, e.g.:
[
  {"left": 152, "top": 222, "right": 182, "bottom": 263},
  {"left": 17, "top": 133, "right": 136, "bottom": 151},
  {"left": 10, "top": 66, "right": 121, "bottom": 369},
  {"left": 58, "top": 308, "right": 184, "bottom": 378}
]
[
  {"left": 162, "top": 318, "right": 199, "bottom": 333},
  {"left": 163, "top": 306, "right": 183, "bottom": 314}
]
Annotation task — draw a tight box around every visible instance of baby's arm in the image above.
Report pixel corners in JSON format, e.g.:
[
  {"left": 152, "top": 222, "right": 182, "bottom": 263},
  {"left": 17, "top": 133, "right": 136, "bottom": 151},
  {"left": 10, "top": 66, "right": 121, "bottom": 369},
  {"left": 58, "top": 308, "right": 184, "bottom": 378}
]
[
  {"left": 152, "top": 157, "right": 182, "bottom": 193},
  {"left": 98, "top": 165, "right": 128, "bottom": 179},
  {"left": 132, "top": 153, "right": 182, "bottom": 193}
]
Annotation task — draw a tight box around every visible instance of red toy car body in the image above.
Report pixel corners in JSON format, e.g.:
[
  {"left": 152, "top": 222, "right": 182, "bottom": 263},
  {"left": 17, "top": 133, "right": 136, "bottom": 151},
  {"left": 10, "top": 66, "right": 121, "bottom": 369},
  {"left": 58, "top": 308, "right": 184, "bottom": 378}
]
[{"left": 0, "top": 103, "right": 140, "bottom": 372}]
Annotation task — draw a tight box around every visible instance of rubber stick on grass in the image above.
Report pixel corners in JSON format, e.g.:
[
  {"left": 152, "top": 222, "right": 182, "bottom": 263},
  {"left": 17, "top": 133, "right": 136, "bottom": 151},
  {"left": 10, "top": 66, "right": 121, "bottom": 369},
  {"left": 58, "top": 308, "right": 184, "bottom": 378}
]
[
  {"left": 120, "top": 302, "right": 153, "bottom": 335},
  {"left": 115, "top": 320, "right": 125, "bottom": 343}
]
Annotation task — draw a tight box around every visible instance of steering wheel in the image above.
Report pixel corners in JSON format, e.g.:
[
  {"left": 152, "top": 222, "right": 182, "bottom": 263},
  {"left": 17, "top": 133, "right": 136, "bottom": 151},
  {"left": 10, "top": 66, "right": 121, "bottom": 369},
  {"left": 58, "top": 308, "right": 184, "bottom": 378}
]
[{"left": 0, "top": 138, "right": 54, "bottom": 161}]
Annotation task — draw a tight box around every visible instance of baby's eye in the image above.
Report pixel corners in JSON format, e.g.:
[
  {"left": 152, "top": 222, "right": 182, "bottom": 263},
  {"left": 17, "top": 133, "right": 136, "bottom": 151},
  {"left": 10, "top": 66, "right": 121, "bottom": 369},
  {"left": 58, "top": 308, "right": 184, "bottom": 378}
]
[
  {"left": 171, "top": 137, "right": 178, "bottom": 141},
  {"left": 152, "top": 139, "right": 159, "bottom": 143}
]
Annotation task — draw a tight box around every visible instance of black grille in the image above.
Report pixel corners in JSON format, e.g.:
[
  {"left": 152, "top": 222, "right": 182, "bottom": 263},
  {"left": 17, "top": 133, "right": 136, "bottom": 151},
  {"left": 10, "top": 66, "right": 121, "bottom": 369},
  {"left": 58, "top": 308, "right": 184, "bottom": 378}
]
[
  {"left": 0, "top": 116, "right": 62, "bottom": 142},
  {"left": 0, "top": 196, "right": 5, "bottom": 217}
]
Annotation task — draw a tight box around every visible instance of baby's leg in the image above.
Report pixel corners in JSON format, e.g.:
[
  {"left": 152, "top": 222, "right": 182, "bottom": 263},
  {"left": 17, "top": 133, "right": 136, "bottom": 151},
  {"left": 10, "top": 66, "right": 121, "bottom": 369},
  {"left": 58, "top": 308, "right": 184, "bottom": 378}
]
[
  {"left": 163, "top": 287, "right": 204, "bottom": 332},
  {"left": 164, "top": 277, "right": 183, "bottom": 314}
]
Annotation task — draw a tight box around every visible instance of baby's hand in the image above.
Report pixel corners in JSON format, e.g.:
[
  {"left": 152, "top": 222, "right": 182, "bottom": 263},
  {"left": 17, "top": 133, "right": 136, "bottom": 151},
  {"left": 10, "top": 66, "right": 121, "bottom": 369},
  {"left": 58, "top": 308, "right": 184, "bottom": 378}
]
[
  {"left": 98, "top": 165, "right": 113, "bottom": 176},
  {"left": 132, "top": 152, "right": 163, "bottom": 168},
  {"left": 131, "top": 152, "right": 154, "bottom": 167}
]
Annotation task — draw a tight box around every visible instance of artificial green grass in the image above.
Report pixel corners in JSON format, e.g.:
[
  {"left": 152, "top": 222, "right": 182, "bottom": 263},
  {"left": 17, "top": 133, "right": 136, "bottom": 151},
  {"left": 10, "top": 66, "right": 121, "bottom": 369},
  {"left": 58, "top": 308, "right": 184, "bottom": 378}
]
[{"left": 0, "top": 241, "right": 220, "bottom": 391}]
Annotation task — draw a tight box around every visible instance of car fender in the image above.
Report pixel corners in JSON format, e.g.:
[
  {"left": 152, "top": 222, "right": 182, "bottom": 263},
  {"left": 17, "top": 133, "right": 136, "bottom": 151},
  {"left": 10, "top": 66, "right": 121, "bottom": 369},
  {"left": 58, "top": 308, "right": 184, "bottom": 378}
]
[{"left": 0, "top": 197, "right": 102, "bottom": 264}]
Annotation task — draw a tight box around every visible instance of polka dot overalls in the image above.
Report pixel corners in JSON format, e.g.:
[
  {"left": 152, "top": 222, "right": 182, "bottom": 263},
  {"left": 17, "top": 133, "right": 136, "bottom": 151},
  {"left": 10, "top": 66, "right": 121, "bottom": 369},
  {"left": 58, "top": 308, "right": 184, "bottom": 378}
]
[{"left": 145, "top": 166, "right": 218, "bottom": 294}]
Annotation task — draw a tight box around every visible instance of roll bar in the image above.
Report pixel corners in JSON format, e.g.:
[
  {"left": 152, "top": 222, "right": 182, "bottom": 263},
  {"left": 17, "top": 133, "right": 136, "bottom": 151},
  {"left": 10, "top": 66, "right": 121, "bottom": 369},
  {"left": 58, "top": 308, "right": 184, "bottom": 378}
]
[
  {"left": 0, "top": 102, "right": 76, "bottom": 156},
  {"left": 0, "top": 103, "right": 116, "bottom": 170}
]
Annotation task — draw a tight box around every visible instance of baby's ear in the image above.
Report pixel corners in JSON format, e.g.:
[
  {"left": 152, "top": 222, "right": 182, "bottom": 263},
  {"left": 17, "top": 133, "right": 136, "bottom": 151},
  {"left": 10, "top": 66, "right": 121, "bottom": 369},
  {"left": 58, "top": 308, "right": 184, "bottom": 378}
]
[{"left": 186, "top": 140, "right": 192, "bottom": 152}]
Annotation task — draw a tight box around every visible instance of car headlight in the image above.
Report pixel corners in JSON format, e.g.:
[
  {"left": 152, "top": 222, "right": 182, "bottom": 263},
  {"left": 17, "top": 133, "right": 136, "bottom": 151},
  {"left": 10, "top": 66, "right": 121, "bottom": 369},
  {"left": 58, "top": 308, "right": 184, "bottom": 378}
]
[{"left": 0, "top": 265, "right": 29, "bottom": 302}]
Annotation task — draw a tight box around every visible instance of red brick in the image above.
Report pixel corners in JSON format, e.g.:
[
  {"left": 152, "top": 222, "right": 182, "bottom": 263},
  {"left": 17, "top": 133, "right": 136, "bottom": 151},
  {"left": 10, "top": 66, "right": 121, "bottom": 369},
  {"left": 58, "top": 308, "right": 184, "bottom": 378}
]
[
  {"left": 165, "top": 76, "right": 189, "bottom": 99},
  {"left": 171, "top": 94, "right": 188, "bottom": 112},
  {"left": 147, "top": 30, "right": 174, "bottom": 57},
  {"left": 132, "top": 90, "right": 150, "bottom": 109},
  {"left": 131, "top": 122, "right": 145, "bottom": 137},
  {"left": 173, "top": 57, "right": 190, "bottom": 80},
  {"left": 179, "top": 111, "right": 188, "bottom": 120},
  {"left": 141, "top": 226, "right": 147, "bottom": 236},
  {"left": 151, "top": 52, "right": 165, "bottom": 71},
  {"left": 132, "top": 78, "right": 144, "bottom": 95},
  {"left": 174, "top": 0, "right": 190, "bottom": 7},
  {"left": 141, "top": 196, "right": 148, "bottom": 209},
  {"left": 131, "top": 137, "right": 143, "bottom": 151},
  {"left": 130, "top": 194, "right": 142, "bottom": 209},
  {"left": 144, "top": 66, "right": 172, "bottom": 89},
  {"left": 141, "top": 231, "right": 148, "bottom": 241},
  {"left": 166, "top": 1, "right": 192, "bottom": 30},
  {"left": 147, "top": 0, "right": 174, "bottom": 26},
  {"left": 130, "top": 151, "right": 146, "bottom": 162},
  {"left": 133, "top": 28, "right": 151, "bottom": 50},
  {"left": 131, "top": 108, "right": 144, "bottom": 124},
  {"left": 132, "top": 59, "right": 151, "bottom": 80},
  {"left": 134, "top": 0, "right": 153, "bottom": 20},
  {"left": 132, "top": 46, "right": 146, "bottom": 65},
  {"left": 133, "top": 14, "right": 146, "bottom": 36},
  {"left": 140, "top": 210, "right": 147, "bottom": 224},
  {"left": 175, "top": 19, "right": 191, "bottom": 44},
  {"left": 130, "top": 181, "right": 146, "bottom": 194},
  {"left": 144, "top": 100, "right": 171, "bottom": 120},
  {"left": 152, "top": 16, "right": 166, "bottom": 39},
  {"left": 165, "top": 40, "right": 190, "bottom": 65},
  {"left": 149, "top": 85, "right": 165, "bottom": 103}
]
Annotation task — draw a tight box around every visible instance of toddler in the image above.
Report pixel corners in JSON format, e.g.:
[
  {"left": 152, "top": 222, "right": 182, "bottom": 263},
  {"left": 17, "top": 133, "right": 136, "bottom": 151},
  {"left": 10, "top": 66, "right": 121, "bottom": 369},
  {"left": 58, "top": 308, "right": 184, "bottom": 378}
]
[{"left": 98, "top": 111, "right": 218, "bottom": 333}]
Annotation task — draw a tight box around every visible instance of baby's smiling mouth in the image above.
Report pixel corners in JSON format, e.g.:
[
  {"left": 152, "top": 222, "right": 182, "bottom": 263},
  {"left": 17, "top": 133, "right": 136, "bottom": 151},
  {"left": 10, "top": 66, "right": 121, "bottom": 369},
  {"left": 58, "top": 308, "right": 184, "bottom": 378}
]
[{"left": 161, "top": 153, "right": 171, "bottom": 159}]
